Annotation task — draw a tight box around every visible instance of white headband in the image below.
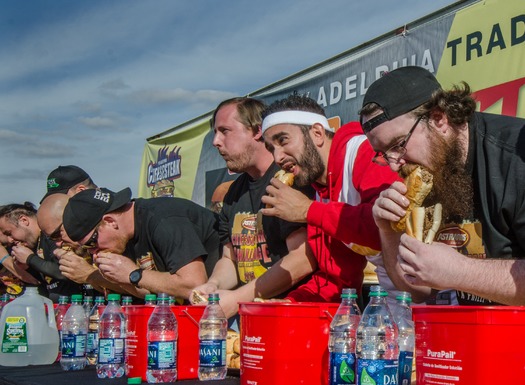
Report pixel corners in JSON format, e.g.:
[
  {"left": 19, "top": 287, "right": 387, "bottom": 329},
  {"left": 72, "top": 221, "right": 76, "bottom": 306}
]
[{"left": 261, "top": 111, "right": 333, "bottom": 133}]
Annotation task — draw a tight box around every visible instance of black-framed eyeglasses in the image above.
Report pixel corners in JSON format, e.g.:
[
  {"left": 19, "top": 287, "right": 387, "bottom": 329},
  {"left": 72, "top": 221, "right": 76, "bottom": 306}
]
[
  {"left": 81, "top": 229, "right": 98, "bottom": 250},
  {"left": 48, "top": 223, "right": 63, "bottom": 242},
  {"left": 372, "top": 116, "right": 423, "bottom": 166}
]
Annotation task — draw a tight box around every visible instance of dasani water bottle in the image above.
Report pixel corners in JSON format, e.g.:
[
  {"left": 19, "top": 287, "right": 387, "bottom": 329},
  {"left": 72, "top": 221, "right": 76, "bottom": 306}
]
[
  {"left": 198, "top": 293, "right": 227, "bottom": 380},
  {"left": 60, "top": 294, "right": 88, "bottom": 371},
  {"left": 392, "top": 292, "right": 414, "bottom": 385}
]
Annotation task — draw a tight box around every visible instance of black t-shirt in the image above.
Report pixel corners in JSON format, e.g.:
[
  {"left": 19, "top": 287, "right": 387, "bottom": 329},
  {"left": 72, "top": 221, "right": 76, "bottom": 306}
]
[
  {"left": 37, "top": 236, "right": 88, "bottom": 302},
  {"left": 126, "top": 197, "right": 220, "bottom": 277},
  {"left": 219, "top": 163, "right": 314, "bottom": 284},
  {"left": 452, "top": 112, "right": 525, "bottom": 305}
]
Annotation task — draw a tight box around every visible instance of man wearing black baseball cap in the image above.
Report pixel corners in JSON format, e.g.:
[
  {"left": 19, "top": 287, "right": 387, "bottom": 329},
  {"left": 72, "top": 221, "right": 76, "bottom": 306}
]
[
  {"left": 41, "top": 165, "right": 96, "bottom": 203},
  {"left": 62, "top": 187, "right": 220, "bottom": 300},
  {"left": 360, "top": 65, "right": 525, "bottom": 306}
]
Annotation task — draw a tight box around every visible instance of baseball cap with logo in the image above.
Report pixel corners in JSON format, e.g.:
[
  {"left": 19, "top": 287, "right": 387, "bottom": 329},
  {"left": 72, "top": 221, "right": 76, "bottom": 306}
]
[
  {"left": 41, "top": 165, "right": 90, "bottom": 203},
  {"left": 360, "top": 66, "right": 442, "bottom": 133},
  {"left": 63, "top": 187, "right": 132, "bottom": 242}
]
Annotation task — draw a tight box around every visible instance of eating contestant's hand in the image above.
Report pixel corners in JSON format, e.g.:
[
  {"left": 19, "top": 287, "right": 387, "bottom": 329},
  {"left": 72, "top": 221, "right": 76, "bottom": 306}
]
[{"left": 94, "top": 251, "right": 137, "bottom": 284}]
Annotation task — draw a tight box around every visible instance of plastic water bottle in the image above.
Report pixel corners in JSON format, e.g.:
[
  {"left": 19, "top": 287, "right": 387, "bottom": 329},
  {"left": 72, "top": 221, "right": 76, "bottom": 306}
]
[
  {"left": 356, "top": 285, "right": 399, "bottom": 385},
  {"left": 392, "top": 292, "right": 414, "bottom": 385},
  {"left": 0, "top": 286, "right": 59, "bottom": 366},
  {"left": 0, "top": 294, "right": 9, "bottom": 316},
  {"left": 145, "top": 293, "right": 157, "bottom": 306},
  {"left": 60, "top": 294, "right": 88, "bottom": 371},
  {"left": 329, "top": 288, "right": 361, "bottom": 385},
  {"left": 55, "top": 295, "right": 70, "bottom": 362},
  {"left": 87, "top": 296, "right": 105, "bottom": 365},
  {"left": 146, "top": 293, "right": 178, "bottom": 383},
  {"left": 83, "top": 295, "right": 93, "bottom": 317},
  {"left": 198, "top": 293, "right": 227, "bottom": 381},
  {"left": 122, "top": 296, "right": 133, "bottom": 306},
  {"left": 96, "top": 293, "right": 127, "bottom": 378}
]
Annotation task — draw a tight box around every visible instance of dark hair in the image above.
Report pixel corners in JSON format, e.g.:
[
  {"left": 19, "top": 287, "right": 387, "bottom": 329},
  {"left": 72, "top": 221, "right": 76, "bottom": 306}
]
[
  {"left": 0, "top": 202, "right": 37, "bottom": 224},
  {"left": 262, "top": 94, "right": 333, "bottom": 138},
  {"left": 211, "top": 97, "right": 266, "bottom": 136}
]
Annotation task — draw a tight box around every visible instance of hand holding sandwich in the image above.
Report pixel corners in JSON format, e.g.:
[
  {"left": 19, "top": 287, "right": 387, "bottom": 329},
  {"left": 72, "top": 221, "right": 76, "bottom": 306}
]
[{"left": 261, "top": 170, "right": 311, "bottom": 223}]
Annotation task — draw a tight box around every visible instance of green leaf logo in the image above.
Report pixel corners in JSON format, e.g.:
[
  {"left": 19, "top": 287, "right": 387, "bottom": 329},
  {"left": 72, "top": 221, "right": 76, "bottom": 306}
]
[
  {"left": 340, "top": 360, "right": 355, "bottom": 383},
  {"left": 360, "top": 368, "right": 376, "bottom": 385}
]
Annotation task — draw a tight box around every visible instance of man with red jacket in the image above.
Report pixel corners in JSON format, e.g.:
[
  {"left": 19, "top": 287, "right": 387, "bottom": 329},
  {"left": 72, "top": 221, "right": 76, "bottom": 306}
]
[{"left": 261, "top": 94, "right": 401, "bottom": 303}]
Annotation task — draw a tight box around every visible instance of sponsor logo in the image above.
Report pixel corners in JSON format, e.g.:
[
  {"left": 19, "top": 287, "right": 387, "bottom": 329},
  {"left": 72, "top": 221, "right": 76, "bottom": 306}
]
[
  {"left": 147, "top": 145, "right": 182, "bottom": 187},
  {"left": 241, "top": 217, "right": 256, "bottom": 231},
  {"left": 435, "top": 226, "right": 469, "bottom": 248}
]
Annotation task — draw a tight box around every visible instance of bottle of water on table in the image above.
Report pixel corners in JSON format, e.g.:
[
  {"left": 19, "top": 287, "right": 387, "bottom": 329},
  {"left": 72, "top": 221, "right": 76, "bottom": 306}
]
[
  {"left": 60, "top": 294, "right": 88, "bottom": 371},
  {"left": 198, "top": 293, "right": 227, "bottom": 381},
  {"left": 392, "top": 292, "right": 414, "bottom": 385},
  {"left": 356, "top": 285, "right": 399, "bottom": 385},
  {"left": 87, "top": 295, "right": 105, "bottom": 365},
  {"left": 329, "top": 288, "right": 361, "bottom": 385},
  {"left": 97, "top": 293, "right": 127, "bottom": 378},
  {"left": 146, "top": 293, "right": 178, "bottom": 383}
]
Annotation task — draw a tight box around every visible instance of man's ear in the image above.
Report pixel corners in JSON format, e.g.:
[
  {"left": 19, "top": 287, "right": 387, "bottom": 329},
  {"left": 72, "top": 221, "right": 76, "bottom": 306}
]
[
  {"left": 17, "top": 215, "right": 31, "bottom": 228},
  {"left": 310, "top": 123, "right": 327, "bottom": 147},
  {"left": 102, "top": 214, "right": 118, "bottom": 229},
  {"left": 429, "top": 111, "right": 450, "bottom": 133}
]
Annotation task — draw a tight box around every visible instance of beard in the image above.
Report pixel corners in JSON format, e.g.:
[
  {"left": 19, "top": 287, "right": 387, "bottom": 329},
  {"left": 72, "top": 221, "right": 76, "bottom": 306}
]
[
  {"left": 424, "top": 131, "right": 474, "bottom": 223},
  {"left": 294, "top": 132, "right": 325, "bottom": 187}
]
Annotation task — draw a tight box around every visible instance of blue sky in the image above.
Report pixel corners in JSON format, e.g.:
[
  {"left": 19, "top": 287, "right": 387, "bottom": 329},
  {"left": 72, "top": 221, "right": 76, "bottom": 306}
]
[{"left": 0, "top": 0, "right": 458, "bottom": 205}]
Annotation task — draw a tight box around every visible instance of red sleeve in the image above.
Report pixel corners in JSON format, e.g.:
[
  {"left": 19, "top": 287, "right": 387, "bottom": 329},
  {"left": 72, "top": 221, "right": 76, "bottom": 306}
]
[{"left": 306, "top": 139, "right": 401, "bottom": 250}]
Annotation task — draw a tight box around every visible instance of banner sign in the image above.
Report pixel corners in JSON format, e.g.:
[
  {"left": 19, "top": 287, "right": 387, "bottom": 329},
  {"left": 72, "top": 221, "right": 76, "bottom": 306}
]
[{"left": 139, "top": 0, "right": 525, "bottom": 208}]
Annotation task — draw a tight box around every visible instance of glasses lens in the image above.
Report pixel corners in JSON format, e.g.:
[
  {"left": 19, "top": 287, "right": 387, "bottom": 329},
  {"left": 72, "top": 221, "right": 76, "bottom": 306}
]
[
  {"left": 82, "top": 230, "right": 98, "bottom": 249},
  {"left": 372, "top": 152, "right": 389, "bottom": 166}
]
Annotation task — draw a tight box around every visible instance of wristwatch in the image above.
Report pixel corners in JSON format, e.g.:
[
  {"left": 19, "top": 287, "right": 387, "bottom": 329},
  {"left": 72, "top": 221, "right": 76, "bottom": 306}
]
[{"left": 129, "top": 269, "right": 143, "bottom": 287}]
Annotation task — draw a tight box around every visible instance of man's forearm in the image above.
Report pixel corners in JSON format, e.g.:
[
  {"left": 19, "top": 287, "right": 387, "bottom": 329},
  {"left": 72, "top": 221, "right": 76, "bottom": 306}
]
[
  {"left": 207, "top": 255, "right": 239, "bottom": 290},
  {"left": 380, "top": 229, "right": 431, "bottom": 303}
]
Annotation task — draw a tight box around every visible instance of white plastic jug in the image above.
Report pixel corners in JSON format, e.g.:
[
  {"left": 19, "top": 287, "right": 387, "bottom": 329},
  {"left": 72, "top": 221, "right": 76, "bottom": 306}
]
[{"left": 0, "top": 287, "right": 59, "bottom": 366}]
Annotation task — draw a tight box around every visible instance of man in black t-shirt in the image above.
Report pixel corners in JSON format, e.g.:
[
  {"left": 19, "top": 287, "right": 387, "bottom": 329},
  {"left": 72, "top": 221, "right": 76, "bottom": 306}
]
[
  {"left": 191, "top": 97, "right": 317, "bottom": 318},
  {"left": 62, "top": 187, "right": 220, "bottom": 301}
]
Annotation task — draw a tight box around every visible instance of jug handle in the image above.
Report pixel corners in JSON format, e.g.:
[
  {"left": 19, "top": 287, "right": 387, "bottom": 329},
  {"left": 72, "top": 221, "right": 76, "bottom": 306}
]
[
  {"left": 181, "top": 309, "right": 200, "bottom": 327},
  {"left": 42, "top": 297, "right": 58, "bottom": 328}
]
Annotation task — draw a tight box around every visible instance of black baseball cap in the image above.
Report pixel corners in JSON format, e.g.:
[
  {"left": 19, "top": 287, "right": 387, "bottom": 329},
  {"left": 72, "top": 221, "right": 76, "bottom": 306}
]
[
  {"left": 41, "top": 165, "right": 90, "bottom": 203},
  {"left": 63, "top": 187, "right": 132, "bottom": 242},
  {"left": 360, "top": 66, "right": 442, "bottom": 133}
]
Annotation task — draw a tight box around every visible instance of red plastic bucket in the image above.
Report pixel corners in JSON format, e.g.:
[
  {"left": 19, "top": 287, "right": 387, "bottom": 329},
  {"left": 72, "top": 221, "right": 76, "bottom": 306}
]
[
  {"left": 239, "top": 302, "right": 339, "bottom": 385},
  {"left": 125, "top": 305, "right": 204, "bottom": 381},
  {"left": 413, "top": 305, "right": 525, "bottom": 384}
]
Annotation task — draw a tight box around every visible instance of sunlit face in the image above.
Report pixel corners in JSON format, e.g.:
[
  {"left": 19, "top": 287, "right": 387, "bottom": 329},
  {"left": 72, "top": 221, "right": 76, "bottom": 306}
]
[
  {"left": 78, "top": 222, "right": 129, "bottom": 255},
  {"left": 212, "top": 104, "right": 260, "bottom": 173},
  {"left": 263, "top": 123, "right": 324, "bottom": 186},
  {"left": 363, "top": 112, "right": 431, "bottom": 173},
  {"left": 0, "top": 216, "right": 39, "bottom": 249}
]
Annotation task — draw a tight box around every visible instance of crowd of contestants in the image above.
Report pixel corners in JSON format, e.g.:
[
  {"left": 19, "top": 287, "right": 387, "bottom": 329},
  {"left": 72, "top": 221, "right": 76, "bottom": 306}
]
[{"left": 2, "top": 67, "right": 525, "bottom": 314}]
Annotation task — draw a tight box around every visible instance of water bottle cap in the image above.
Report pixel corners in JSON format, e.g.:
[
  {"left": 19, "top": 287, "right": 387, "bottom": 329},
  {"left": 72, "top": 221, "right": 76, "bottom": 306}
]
[
  {"left": 368, "top": 285, "right": 388, "bottom": 297},
  {"left": 71, "top": 294, "right": 83, "bottom": 302},
  {"left": 208, "top": 293, "right": 220, "bottom": 301},
  {"left": 95, "top": 296, "right": 105, "bottom": 303},
  {"left": 396, "top": 292, "right": 412, "bottom": 303},
  {"left": 127, "top": 377, "right": 142, "bottom": 384},
  {"left": 341, "top": 288, "right": 358, "bottom": 299},
  {"left": 84, "top": 296, "right": 93, "bottom": 302},
  {"left": 157, "top": 293, "right": 169, "bottom": 300},
  {"left": 107, "top": 293, "right": 121, "bottom": 301},
  {"left": 58, "top": 295, "right": 69, "bottom": 304},
  {"left": 145, "top": 294, "right": 157, "bottom": 301}
]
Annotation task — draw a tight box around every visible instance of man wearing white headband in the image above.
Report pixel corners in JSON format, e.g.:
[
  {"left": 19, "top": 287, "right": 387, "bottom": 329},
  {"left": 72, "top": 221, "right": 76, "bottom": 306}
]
[
  {"left": 261, "top": 94, "right": 401, "bottom": 305},
  {"left": 190, "top": 97, "right": 318, "bottom": 317}
]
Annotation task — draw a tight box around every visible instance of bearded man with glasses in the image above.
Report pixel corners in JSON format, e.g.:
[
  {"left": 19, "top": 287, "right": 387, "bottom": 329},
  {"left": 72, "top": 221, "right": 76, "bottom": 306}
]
[{"left": 360, "top": 66, "right": 525, "bottom": 306}]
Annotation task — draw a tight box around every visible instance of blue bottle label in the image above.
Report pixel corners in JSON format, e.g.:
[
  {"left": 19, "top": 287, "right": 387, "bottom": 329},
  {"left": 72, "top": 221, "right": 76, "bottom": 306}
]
[
  {"left": 398, "top": 351, "right": 413, "bottom": 385},
  {"left": 87, "top": 331, "right": 98, "bottom": 354},
  {"left": 199, "top": 339, "right": 226, "bottom": 368},
  {"left": 357, "top": 359, "right": 398, "bottom": 385},
  {"left": 330, "top": 352, "right": 357, "bottom": 385},
  {"left": 97, "top": 338, "right": 125, "bottom": 364},
  {"left": 61, "top": 333, "right": 87, "bottom": 358},
  {"left": 148, "top": 340, "right": 177, "bottom": 370}
]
